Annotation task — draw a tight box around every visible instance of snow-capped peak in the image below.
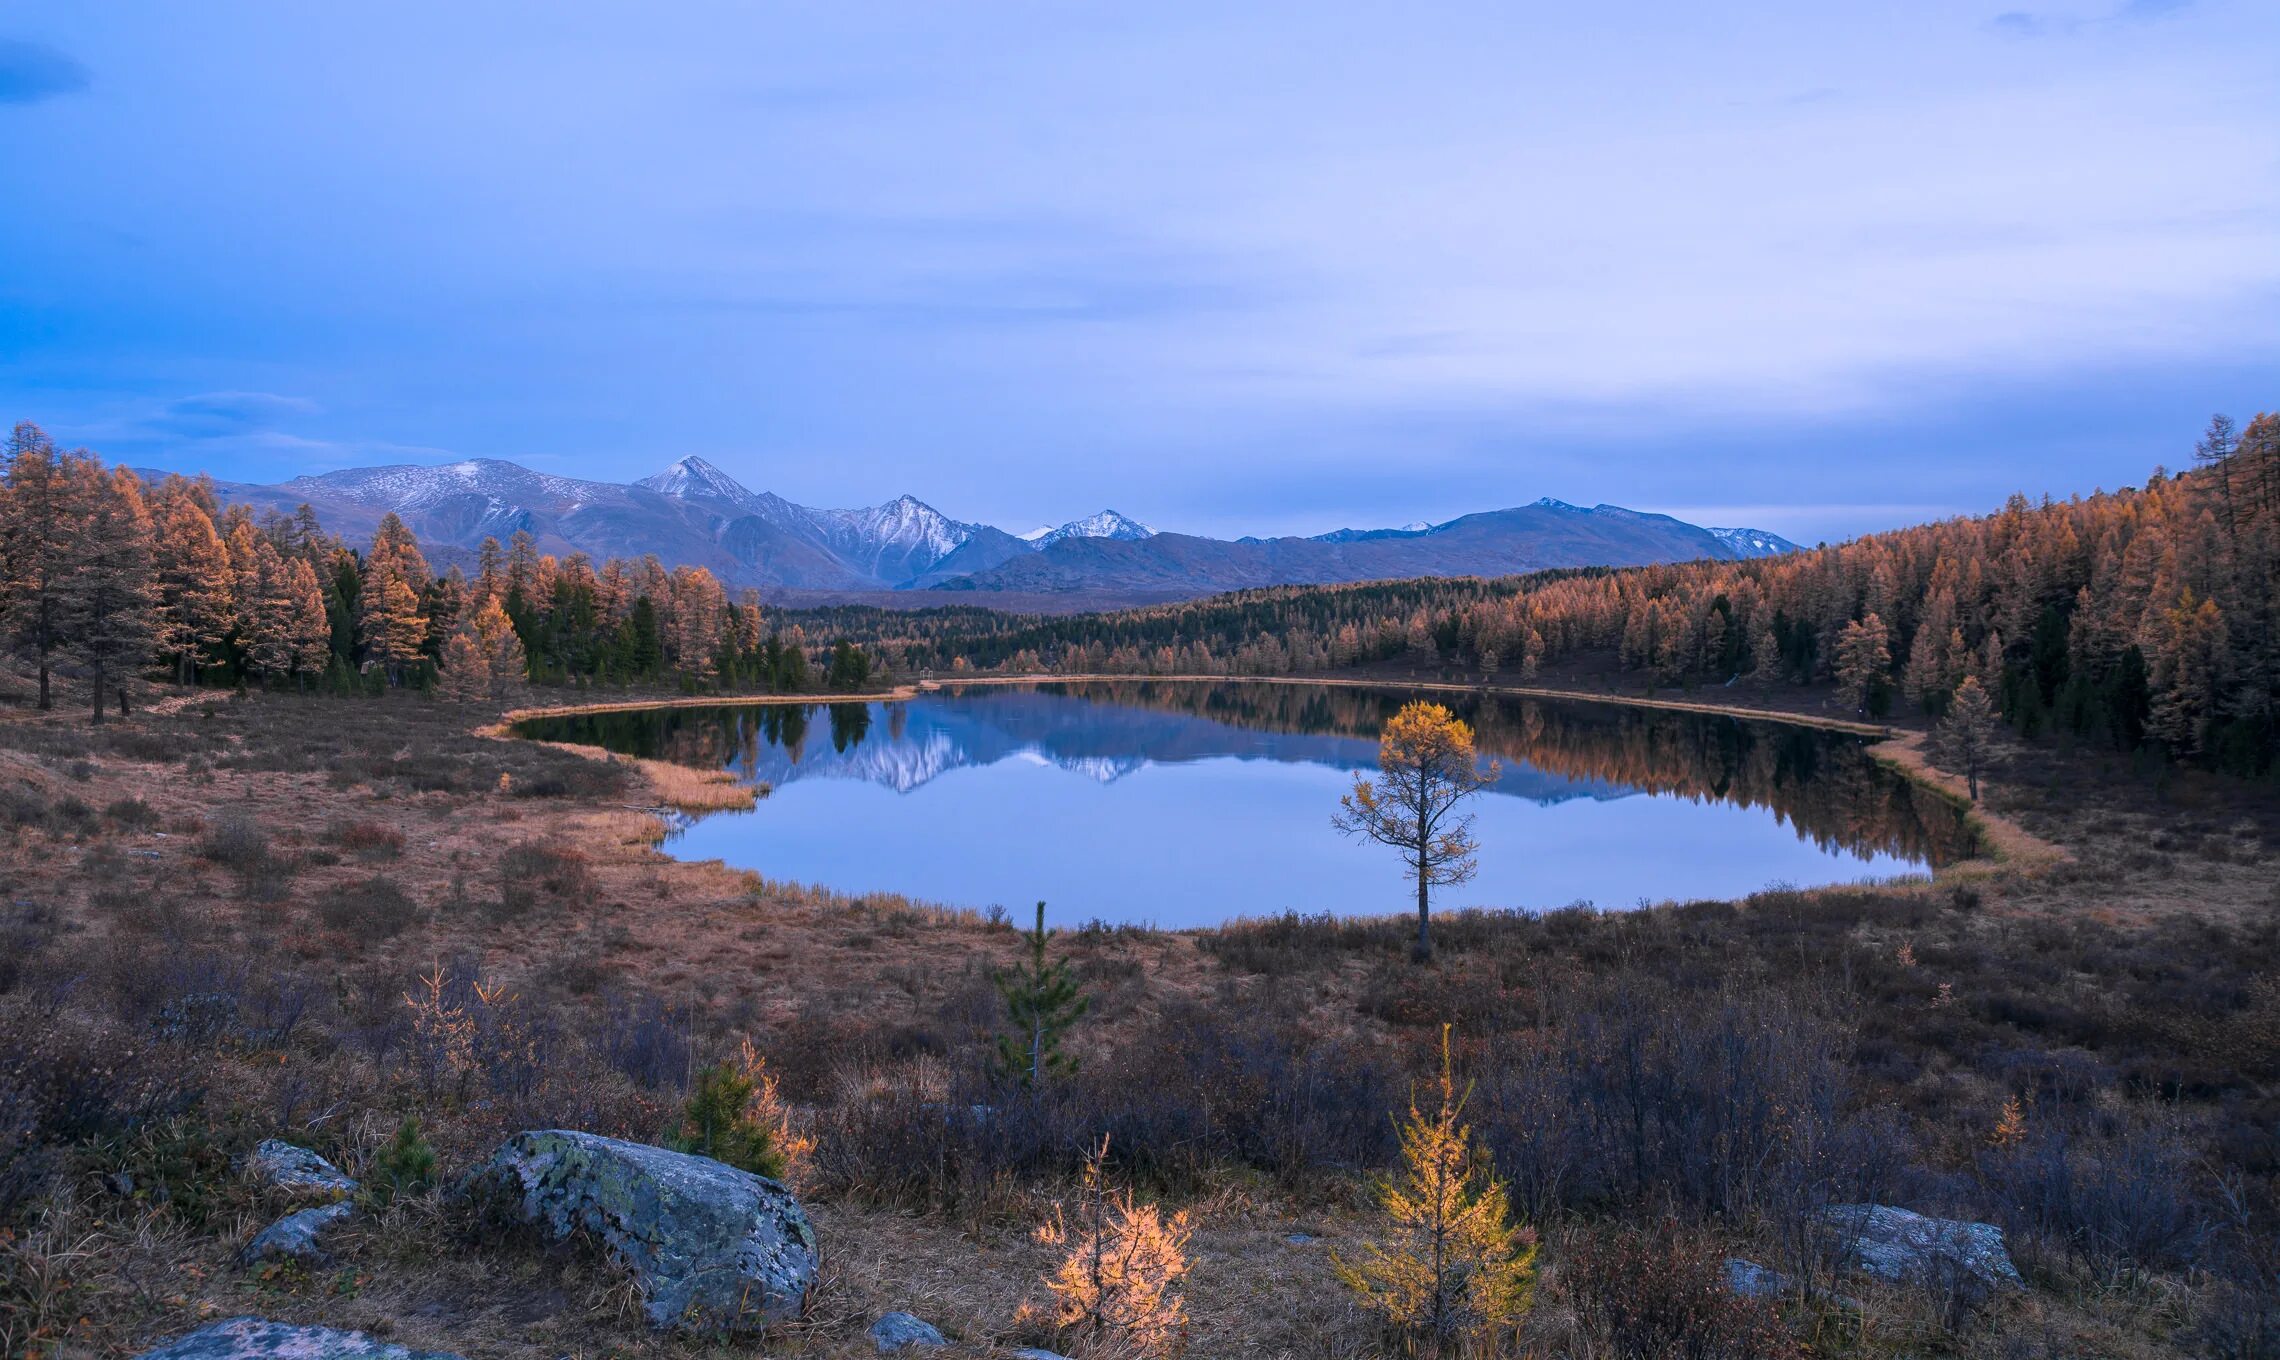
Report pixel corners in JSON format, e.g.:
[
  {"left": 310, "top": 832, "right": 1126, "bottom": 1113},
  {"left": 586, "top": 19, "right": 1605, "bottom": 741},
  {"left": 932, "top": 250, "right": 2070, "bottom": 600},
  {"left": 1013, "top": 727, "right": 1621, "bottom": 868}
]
[
  {"left": 1707, "top": 526, "right": 1801, "bottom": 559},
  {"left": 813, "top": 495, "right": 973, "bottom": 567},
  {"left": 1400, "top": 520, "right": 1431, "bottom": 532},
  {"left": 638, "top": 455, "right": 759, "bottom": 508},
  {"left": 1031, "top": 509, "right": 1155, "bottom": 547},
  {"left": 1017, "top": 525, "right": 1055, "bottom": 542}
]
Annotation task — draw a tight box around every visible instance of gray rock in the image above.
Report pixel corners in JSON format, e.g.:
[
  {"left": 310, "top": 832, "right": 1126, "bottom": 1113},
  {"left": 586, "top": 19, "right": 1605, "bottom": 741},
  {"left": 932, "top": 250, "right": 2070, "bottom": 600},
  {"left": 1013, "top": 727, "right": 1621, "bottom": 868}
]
[
  {"left": 244, "top": 1140, "right": 357, "bottom": 1200},
  {"left": 1723, "top": 1257, "right": 1788, "bottom": 1299},
  {"left": 870, "top": 1311, "right": 946, "bottom": 1351},
  {"left": 133, "top": 1317, "right": 464, "bottom": 1359},
  {"left": 459, "top": 1129, "right": 817, "bottom": 1335},
  {"left": 241, "top": 1201, "right": 355, "bottom": 1267},
  {"left": 1010, "top": 1350, "right": 1074, "bottom": 1360},
  {"left": 1818, "top": 1204, "right": 2023, "bottom": 1292}
]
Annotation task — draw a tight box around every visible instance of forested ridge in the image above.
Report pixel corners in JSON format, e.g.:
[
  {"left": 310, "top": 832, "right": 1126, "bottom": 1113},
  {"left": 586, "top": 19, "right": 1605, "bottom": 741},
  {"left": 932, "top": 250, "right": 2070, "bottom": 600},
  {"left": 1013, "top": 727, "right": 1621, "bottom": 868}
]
[
  {"left": 7, "top": 412, "right": 2276, "bottom": 774},
  {"left": 805, "top": 414, "right": 2280, "bottom": 773},
  {"left": 0, "top": 421, "right": 872, "bottom": 713}
]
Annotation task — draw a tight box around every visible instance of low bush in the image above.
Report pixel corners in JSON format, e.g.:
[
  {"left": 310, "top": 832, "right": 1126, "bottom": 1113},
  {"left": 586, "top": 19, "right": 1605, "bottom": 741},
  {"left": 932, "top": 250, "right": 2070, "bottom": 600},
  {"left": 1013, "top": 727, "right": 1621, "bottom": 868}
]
[
  {"left": 103, "top": 797, "right": 157, "bottom": 829},
  {"left": 1562, "top": 1222, "right": 1791, "bottom": 1360},
  {"left": 327, "top": 818, "right": 405, "bottom": 861},
  {"left": 496, "top": 839, "right": 595, "bottom": 919},
  {"left": 318, "top": 876, "right": 421, "bottom": 941}
]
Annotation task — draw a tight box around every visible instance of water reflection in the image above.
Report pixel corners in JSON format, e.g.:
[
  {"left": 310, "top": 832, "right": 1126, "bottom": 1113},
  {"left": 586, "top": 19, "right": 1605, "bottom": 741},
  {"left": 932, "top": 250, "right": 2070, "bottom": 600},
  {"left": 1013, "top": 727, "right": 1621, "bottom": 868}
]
[{"left": 515, "top": 681, "right": 1974, "bottom": 925}]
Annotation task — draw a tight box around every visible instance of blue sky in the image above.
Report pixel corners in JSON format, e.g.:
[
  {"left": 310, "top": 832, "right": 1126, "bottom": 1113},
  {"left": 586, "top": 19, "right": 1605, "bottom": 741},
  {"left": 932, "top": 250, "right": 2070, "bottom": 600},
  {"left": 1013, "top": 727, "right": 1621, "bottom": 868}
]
[{"left": 2, "top": 4, "right": 2275, "bottom": 543}]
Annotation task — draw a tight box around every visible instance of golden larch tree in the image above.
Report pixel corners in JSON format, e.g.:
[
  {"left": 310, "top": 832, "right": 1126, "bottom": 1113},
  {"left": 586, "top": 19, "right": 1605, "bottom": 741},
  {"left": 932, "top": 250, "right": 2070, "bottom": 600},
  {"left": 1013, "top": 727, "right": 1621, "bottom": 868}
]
[
  {"left": 1333, "top": 701, "right": 1499, "bottom": 960},
  {"left": 1337, "top": 1026, "right": 1539, "bottom": 1352}
]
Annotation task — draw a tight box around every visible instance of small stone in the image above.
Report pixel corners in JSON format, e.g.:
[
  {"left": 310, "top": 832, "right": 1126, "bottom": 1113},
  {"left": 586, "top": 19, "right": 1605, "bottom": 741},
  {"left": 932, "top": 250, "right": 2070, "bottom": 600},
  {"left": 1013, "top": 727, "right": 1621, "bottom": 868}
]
[
  {"left": 133, "top": 1317, "right": 464, "bottom": 1359},
  {"left": 241, "top": 1201, "right": 354, "bottom": 1267},
  {"left": 1010, "top": 1350, "right": 1075, "bottom": 1360},
  {"left": 1285, "top": 1232, "right": 1317, "bottom": 1244},
  {"left": 244, "top": 1140, "right": 358, "bottom": 1200},
  {"left": 1723, "top": 1257, "right": 1788, "bottom": 1298},
  {"left": 869, "top": 1311, "right": 946, "bottom": 1351}
]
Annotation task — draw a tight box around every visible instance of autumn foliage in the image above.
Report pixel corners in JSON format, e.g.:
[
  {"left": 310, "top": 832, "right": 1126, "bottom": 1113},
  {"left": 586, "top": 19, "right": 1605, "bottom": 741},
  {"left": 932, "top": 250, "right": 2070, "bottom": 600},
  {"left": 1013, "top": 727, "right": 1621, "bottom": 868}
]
[{"left": 1337, "top": 1026, "right": 1539, "bottom": 1353}]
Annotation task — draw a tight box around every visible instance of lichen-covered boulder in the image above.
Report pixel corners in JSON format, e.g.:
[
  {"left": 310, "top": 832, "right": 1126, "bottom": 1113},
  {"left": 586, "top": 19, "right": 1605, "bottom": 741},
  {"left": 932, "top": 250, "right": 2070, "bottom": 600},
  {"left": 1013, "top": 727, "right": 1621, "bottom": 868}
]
[
  {"left": 241, "top": 1201, "right": 355, "bottom": 1267},
  {"left": 1818, "top": 1204, "right": 2024, "bottom": 1292},
  {"left": 244, "top": 1141, "right": 357, "bottom": 1201},
  {"left": 133, "top": 1317, "right": 463, "bottom": 1359},
  {"left": 459, "top": 1129, "right": 817, "bottom": 1334},
  {"left": 869, "top": 1311, "right": 946, "bottom": 1351}
]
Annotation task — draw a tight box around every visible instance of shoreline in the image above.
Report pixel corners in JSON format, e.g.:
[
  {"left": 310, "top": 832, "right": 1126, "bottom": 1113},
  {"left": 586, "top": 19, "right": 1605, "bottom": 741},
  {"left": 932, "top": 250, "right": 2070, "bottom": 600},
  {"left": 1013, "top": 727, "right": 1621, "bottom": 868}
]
[{"left": 480, "top": 669, "right": 2065, "bottom": 884}]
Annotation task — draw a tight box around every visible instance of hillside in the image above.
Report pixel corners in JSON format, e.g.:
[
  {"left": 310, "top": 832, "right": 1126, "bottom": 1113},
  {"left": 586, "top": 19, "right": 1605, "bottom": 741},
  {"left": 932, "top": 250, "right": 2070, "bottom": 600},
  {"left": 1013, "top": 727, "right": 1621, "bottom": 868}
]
[
  {"left": 142, "top": 455, "right": 1796, "bottom": 600},
  {"left": 933, "top": 500, "right": 1790, "bottom": 596}
]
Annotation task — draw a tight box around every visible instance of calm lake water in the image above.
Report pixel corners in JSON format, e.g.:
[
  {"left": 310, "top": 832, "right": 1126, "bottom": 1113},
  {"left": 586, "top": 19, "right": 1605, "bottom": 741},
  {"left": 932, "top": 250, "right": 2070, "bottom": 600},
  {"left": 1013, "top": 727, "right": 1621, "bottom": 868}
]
[{"left": 515, "top": 681, "right": 1976, "bottom": 928}]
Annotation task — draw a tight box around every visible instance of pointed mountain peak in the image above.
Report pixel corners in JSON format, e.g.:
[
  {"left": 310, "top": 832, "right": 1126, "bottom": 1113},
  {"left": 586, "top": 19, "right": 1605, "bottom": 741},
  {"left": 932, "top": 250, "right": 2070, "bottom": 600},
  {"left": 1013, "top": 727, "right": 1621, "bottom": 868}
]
[
  {"left": 638, "top": 455, "right": 756, "bottom": 505},
  {"left": 1035, "top": 509, "right": 1155, "bottom": 546}
]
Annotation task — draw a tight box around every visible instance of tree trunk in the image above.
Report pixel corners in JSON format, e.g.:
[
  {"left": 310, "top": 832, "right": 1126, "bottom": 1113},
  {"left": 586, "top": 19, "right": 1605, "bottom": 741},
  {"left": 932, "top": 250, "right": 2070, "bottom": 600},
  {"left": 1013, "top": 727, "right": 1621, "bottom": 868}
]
[
  {"left": 90, "top": 669, "right": 105, "bottom": 726},
  {"left": 1413, "top": 835, "right": 1433, "bottom": 962},
  {"left": 118, "top": 685, "right": 130, "bottom": 717},
  {"left": 37, "top": 654, "right": 49, "bottom": 710}
]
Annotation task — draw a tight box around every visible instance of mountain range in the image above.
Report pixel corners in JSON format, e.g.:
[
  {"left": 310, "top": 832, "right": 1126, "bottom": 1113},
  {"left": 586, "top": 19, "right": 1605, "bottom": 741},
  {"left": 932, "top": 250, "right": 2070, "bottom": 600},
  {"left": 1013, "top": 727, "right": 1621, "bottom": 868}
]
[{"left": 158, "top": 455, "right": 1799, "bottom": 602}]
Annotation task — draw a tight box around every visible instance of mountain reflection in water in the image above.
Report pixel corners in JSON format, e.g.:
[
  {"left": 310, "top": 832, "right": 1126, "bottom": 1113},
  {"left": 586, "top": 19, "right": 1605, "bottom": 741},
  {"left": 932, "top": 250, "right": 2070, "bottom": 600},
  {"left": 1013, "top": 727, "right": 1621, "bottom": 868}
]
[{"left": 515, "top": 681, "right": 1975, "bottom": 927}]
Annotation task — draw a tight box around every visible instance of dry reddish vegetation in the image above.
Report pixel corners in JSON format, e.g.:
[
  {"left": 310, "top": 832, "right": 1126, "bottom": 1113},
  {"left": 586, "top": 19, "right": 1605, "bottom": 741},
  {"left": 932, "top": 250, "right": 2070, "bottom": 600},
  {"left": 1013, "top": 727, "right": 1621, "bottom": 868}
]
[{"left": 1, "top": 676, "right": 2276, "bottom": 1359}]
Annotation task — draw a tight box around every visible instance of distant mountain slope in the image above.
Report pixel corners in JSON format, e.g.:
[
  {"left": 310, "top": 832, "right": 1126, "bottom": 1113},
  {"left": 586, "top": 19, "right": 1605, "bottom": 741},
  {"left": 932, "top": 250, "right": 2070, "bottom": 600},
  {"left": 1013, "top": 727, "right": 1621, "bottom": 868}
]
[
  {"left": 145, "top": 454, "right": 1798, "bottom": 597},
  {"left": 935, "top": 500, "right": 1780, "bottom": 595}
]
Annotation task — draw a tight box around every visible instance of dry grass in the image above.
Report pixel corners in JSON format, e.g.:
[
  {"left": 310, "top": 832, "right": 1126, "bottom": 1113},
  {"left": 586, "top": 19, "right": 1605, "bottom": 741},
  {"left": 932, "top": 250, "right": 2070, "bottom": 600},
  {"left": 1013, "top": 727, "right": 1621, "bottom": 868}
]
[{"left": 2, "top": 671, "right": 2274, "bottom": 1359}]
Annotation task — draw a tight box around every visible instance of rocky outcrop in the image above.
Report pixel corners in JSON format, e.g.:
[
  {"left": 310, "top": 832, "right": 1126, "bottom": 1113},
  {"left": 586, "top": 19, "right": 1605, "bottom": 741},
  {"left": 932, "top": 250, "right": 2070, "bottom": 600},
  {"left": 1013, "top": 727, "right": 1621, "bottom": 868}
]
[
  {"left": 133, "top": 1317, "right": 463, "bottom": 1359},
  {"left": 244, "top": 1141, "right": 357, "bottom": 1201},
  {"left": 1819, "top": 1204, "right": 2024, "bottom": 1293},
  {"left": 240, "top": 1201, "right": 355, "bottom": 1267},
  {"left": 869, "top": 1311, "right": 946, "bottom": 1351},
  {"left": 459, "top": 1129, "right": 817, "bottom": 1334}
]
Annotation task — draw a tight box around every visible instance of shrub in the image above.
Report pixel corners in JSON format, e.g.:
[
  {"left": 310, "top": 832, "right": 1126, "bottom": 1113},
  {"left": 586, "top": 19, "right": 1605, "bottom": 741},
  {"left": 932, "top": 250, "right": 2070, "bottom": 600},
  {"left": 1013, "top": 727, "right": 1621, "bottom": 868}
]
[
  {"left": 496, "top": 840, "right": 595, "bottom": 919},
  {"left": 364, "top": 1116, "right": 436, "bottom": 1207},
  {"left": 104, "top": 797, "right": 157, "bottom": 829},
  {"left": 1977, "top": 1120, "right": 2213, "bottom": 1275},
  {"left": 327, "top": 818, "right": 405, "bottom": 861},
  {"left": 199, "top": 814, "right": 294, "bottom": 901},
  {"left": 318, "top": 876, "right": 421, "bottom": 941},
  {"left": 198, "top": 814, "right": 269, "bottom": 869},
  {"left": 1035, "top": 1136, "right": 1193, "bottom": 1358},
  {"left": 1563, "top": 1222, "right": 1792, "bottom": 1360},
  {"left": 669, "top": 1062, "right": 785, "bottom": 1179}
]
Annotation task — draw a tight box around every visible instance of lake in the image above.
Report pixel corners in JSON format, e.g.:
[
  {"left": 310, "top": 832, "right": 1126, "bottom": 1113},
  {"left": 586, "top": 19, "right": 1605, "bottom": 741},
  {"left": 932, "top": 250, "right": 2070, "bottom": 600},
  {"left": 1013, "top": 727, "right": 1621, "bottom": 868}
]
[{"left": 514, "top": 681, "right": 1977, "bottom": 928}]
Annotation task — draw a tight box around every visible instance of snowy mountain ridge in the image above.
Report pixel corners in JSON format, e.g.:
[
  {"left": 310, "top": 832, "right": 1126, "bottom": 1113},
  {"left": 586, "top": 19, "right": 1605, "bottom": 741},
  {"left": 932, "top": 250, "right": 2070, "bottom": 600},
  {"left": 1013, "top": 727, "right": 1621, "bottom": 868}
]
[{"left": 183, "top": 452, "right": 1803, "bottom": 597}]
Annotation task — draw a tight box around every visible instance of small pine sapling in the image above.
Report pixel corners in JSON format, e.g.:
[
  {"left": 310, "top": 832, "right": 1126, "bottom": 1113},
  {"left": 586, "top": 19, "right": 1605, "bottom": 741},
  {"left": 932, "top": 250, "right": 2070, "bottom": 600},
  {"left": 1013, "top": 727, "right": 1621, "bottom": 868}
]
[
  {"left": 992, "top": 900, "right": 1088, "bottom": 1087},
  {"left": 670, "top": 1060, "right": 786, "bottom": 1180},
  {"left": 365, "top": 1116, "right": 437, "bottom": 1208}
]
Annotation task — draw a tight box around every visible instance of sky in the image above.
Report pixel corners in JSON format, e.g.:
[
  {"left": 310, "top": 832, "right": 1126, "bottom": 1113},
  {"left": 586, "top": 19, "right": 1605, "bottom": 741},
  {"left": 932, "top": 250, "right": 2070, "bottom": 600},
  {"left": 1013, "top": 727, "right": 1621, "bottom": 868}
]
[{"left": 2, "top": 3, "right": 2276, "bottom": 544}]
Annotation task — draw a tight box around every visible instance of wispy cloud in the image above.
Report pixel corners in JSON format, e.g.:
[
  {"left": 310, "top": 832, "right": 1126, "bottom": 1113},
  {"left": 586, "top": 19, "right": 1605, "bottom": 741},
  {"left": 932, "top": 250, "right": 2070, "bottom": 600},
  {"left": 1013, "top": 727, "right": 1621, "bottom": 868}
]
[
  {"left": 0, "top": 39, "right": 87, "bottom": 105},
  {"left": 144, "top": 391, "right": 322, "bottom": 439}
]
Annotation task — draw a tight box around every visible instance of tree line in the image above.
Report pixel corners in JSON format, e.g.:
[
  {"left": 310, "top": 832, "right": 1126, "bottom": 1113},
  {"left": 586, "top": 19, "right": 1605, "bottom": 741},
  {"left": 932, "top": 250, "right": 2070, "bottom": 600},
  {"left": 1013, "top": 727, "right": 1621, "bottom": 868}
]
[
  {"left": 0, "top": 421, "right": 873, "bottom": 716},
  {"left": 810, "top": 414, "right": 2280, "bottom": 773}
]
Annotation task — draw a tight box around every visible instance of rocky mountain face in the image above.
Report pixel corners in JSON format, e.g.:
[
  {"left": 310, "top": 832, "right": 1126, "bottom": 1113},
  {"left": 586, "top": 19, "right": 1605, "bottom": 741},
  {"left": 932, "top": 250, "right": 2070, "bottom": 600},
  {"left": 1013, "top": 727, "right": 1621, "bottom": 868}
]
[{"left": 165, "top": 456, "right": 1798, "bottom": 599}]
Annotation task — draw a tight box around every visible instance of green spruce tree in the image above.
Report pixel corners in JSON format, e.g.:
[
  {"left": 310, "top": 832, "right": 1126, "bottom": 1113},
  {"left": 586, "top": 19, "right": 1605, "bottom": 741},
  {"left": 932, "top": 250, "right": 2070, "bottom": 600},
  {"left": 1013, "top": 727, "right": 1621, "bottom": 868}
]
[{"left": 992, "top": 901, "right": 1088, "bottom": 1088}]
